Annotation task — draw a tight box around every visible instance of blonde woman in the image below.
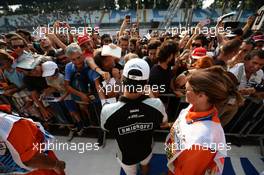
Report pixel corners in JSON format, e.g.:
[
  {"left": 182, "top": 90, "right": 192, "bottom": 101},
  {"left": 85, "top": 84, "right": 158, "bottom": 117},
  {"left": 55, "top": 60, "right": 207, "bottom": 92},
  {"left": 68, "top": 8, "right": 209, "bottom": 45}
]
[{"left": 165, "top": 66, "right": 243, "bottom": 175}]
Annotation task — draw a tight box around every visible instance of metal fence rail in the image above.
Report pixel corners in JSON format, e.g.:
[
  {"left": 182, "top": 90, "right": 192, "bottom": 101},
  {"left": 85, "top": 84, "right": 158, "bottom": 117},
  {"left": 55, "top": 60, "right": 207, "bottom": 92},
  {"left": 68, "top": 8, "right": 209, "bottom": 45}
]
[{"left": 1, "top": 93, "right": 264, "bottom": 155}]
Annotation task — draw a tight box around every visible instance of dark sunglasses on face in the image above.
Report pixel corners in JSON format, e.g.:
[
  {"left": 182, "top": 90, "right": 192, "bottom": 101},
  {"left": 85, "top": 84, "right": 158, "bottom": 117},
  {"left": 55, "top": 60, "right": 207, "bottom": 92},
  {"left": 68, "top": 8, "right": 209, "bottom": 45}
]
[
  {"left": 0, "top": 45, "right": 6, "bottom": 49},
  {"left": 103, "top": 39, "right": 112, "bottom": 43},
  {"left": 57, "top": 56, "right": 67, "bottom": 61},
  {"left": 12, "top": 45, "right": 25, "bottom": 49},
  {"left": 43, "top": 46, "right": 50, "bottom": 50},
  {"left": 73, "top": 55, "right": 82, "bottom": 61},
  {"left": 192, "top": 43, "right": 202, "bottom": 47}
]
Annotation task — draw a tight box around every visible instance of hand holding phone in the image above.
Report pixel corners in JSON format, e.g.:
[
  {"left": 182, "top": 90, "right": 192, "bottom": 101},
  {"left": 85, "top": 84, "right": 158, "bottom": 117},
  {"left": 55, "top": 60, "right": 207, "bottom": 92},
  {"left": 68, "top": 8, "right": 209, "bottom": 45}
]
[
  {"left": 125, "top": 15, "right": 131, "bottom": 25},
  {"left": 0, "top": 89, "right": 4, "bottom": 95},
  {"left": 217, "top": 12, "right": 236, "bottom": 23},
  {"left": 200, "top": 19, "right": 211, "bottom": 26}
]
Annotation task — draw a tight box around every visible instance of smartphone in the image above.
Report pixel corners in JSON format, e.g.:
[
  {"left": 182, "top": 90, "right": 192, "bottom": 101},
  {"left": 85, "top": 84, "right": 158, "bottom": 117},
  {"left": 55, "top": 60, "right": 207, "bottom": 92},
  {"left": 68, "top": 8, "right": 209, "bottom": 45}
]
[
  {"left": 254, "top": 11, "right": 263, "bottom": 26},
  {"left": 125, "top": 15, "right": 131, "bottom": 25},
  {"left": 42, "top": 97, "right": 55, "bottom": 101},
  {"left": 200, "top": 19, "right": 211, "bottom": 26},
  {"left": 217, "top": 12, "right": 236, "bottom": 22},
  {"left": 0, "top": 89, "right": 4, "bottom": 95}
]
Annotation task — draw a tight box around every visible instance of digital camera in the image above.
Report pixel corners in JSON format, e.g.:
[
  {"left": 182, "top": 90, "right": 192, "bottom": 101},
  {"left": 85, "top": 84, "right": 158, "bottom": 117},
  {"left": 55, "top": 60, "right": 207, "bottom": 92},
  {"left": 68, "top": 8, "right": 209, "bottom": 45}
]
[{"left": 249, "top": 83, "right": 264, "bottom": 92}]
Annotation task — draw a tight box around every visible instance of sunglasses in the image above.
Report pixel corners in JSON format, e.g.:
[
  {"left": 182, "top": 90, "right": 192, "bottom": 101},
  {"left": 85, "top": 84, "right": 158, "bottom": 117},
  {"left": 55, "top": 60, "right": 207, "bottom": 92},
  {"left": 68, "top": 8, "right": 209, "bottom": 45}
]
[
  {"left": 57, "top": 56, "right": 67, "bottom": 60},
  {"left": 12, "top": 45, "right": 25, "bottom": 49},
  {"left": 192, "top": 43, "right": 202, "bottom": 47},
  {"left": 240, "top": 49, "right": 250, "bottom": 53},
  {"left": 0, "top": 45, "right": 6, "bottom": 49},
  {"left": 103, "top": 39, "right": 112, "bottom": 43},
  {"left": 43, "top": 45, "right": 50, "bottom": 50}
]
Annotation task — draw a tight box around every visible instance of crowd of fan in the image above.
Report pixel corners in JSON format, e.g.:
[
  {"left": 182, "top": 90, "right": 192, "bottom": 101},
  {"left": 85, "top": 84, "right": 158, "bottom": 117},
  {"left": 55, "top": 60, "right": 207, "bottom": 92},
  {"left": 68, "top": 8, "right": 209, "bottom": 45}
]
[{"left": 0, "top": 16, "right": 264, "bottom": 145}]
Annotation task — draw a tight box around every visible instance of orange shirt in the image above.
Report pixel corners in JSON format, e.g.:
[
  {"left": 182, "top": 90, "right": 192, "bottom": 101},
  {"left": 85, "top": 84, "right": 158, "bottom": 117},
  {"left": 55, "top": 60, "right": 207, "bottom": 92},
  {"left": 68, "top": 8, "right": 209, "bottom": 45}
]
[
  {"left": 168, "top": 106, "right": 222, "bottom": 175},
  {"left": 168, "top": 145, "right": 217, "bottom": 175},
  {"left": 7, "top": 119, "right": 64, "bottom": 175}
]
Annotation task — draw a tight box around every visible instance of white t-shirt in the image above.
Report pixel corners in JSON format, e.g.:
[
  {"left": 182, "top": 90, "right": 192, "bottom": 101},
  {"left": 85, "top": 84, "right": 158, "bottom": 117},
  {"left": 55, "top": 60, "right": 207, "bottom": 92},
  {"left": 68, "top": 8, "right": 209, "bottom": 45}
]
[{"left": 229, "top": 63, "right": 264, "bottom": 89}]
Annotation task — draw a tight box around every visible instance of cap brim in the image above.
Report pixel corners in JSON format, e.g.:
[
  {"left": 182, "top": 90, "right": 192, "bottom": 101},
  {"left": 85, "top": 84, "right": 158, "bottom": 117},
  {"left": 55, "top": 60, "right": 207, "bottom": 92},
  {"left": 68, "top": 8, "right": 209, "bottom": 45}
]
[
  {"left": 127, "top": 74, "right": 147, "bottom": 81},
  {"left": 79, "top": 40, "right": 90, "bottom": 46},
  {"left": 16, "top": 62, "right": 36, "bottom": 70},
  {"left": 226, "top": 34, "right": 237, "bottom": 38},
  {"left": 16, "top": 65, "right": 35, "bottom": 70},
  {"left": 255, "top": 39, "right": 264, "bottom": 42},
  {"left": 0, "top": 41, "right": 6, "bottom": 44},
  {"left": 192, "top": 55, "right": 204, "bottom": 59}
]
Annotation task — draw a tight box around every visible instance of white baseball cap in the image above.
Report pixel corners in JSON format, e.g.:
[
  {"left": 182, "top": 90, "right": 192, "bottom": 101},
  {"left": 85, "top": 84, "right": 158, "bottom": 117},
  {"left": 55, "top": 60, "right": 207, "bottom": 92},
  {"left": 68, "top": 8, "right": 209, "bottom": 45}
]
[
  {"left": 42, "top": 61, "right": 58, "bottom": 77},
  {"left": 16, "top": 55, "right": 41, "bottom": 70},
  {"left": 122, "top": 58, "right": 150, "bottom": 81}
]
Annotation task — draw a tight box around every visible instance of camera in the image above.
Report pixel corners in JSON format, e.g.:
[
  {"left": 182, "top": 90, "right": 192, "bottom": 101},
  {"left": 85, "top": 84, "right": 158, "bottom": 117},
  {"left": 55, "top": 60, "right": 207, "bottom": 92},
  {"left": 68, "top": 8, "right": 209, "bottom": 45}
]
[
  {"left": 249, "top": 83, "right": 264, "bottom": 92},
  {"left": 125, "top": 15, "right": 131, "bottom": 25},
  {"left": 140, "top": 38, "right": 148, "bottom": 45}
]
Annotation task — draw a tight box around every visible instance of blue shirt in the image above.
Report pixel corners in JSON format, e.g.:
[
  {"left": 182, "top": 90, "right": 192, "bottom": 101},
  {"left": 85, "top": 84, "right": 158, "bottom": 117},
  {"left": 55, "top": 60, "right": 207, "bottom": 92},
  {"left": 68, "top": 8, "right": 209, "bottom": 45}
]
[
  {"left": 4, "top": 69, "right": 24, "bottom": 88},
  {"left": 64, "top": 62, "right": 100, "bottom": 82},
  {"left": 64, "top": 61, "right": 100, "bottom": 102}
]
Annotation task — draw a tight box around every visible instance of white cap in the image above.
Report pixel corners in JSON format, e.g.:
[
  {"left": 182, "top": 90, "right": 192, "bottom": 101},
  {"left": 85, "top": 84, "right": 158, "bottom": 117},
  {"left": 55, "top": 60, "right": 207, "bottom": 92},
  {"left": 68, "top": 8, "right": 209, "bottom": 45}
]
[
  {"left": 123, "top": 58, "right": 150, "bottom": 81},
  {"left": 42, "top": 61, "right": 58, "bottom": 77},
  {"left": 101, "top": 45, "right": 122, "bottom": 58},
  {"left": 16, "top": 56, "right": 41, "bottom": 70}
]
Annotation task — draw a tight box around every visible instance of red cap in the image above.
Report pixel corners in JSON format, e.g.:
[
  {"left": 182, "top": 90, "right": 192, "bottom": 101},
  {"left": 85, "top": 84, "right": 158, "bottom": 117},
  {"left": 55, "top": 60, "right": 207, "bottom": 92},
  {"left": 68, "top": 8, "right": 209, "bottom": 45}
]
[
  {"left": 192, "top": 47, "right": 207, "bottom": 59},
  {"left": 77, "top": 35, "right": 91, "bottom": 46}
]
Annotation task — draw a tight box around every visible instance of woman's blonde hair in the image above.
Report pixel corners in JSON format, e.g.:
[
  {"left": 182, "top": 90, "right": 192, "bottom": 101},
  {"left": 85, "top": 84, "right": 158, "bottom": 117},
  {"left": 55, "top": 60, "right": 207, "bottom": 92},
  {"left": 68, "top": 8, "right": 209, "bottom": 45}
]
[
  {"left": 193, "top": 56, "right": 214, "bottom": 69},
  {"left": 187, "top": 66, "right": 244, "bottom": 107}
]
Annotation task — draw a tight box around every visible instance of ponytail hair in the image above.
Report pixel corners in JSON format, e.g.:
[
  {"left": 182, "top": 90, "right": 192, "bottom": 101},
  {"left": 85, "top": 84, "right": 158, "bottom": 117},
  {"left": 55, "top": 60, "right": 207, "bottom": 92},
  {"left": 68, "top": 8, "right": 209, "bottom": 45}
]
[{"left": 187, "top": 66, "right": 244, "bottom": 107}]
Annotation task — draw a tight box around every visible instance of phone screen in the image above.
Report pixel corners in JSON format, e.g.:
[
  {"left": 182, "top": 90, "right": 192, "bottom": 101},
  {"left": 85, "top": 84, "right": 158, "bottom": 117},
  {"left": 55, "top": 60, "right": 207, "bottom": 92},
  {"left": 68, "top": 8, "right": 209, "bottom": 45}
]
[
  {"left": 0, "top": 89, "right": 4, "bottom": 95},
  {"left": 125, "top": 15, "right": 130, "bottom": 24},
  {"left": 200, "top": 19, "right": 211, "bottom": 26},
  {"left": 255, "top": 10, "right": 264, "bottom": 25}
]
